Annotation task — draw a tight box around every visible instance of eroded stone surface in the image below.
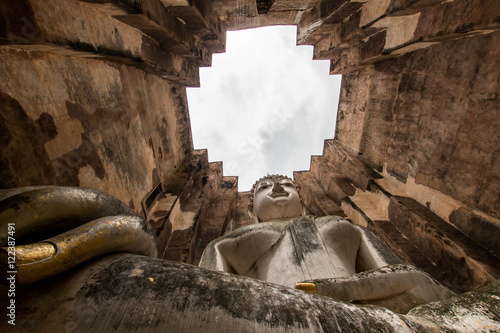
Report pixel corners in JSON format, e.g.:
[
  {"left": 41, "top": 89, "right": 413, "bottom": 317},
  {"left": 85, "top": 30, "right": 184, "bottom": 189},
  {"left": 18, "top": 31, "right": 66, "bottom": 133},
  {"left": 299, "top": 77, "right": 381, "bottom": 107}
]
[
  {"left": 3, "top": 253, "right": 498, "bottom": 332},
  {"left": 337, "top": 31, "right": 500, "bottom": 218},
  {"left": 0, "top": 44, "right": 192, "bottom": 214},
  {"left": 0, "top": 0, "right": 498, "bottom": 312}
]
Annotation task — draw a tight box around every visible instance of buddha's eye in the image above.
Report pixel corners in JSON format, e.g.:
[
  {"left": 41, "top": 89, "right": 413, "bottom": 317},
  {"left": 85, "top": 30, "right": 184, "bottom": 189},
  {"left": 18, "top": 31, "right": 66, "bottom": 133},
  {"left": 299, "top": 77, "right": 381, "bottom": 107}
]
[{"left": 258, "top": 183, "right": 271, "bottom": 191}]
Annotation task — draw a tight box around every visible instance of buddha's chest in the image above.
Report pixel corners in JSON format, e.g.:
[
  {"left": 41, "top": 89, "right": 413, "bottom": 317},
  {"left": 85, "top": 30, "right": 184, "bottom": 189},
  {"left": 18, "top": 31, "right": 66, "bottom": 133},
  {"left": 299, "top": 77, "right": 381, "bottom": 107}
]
[{"left": 245, "top": 218, "right": 360, "bottom": 288}]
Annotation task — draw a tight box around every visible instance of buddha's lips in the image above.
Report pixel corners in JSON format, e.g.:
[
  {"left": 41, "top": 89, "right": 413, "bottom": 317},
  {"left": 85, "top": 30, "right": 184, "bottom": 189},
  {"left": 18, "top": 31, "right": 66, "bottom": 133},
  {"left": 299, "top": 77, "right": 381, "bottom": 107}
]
[{"left": 269, "top": 191, "right": 289, "bottom": 198}]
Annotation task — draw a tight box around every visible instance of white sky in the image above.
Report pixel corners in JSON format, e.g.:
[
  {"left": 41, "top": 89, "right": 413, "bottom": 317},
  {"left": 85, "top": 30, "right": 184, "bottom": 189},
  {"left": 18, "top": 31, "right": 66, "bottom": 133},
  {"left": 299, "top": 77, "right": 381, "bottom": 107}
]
[{"left": 187, "top": 26, "right": 342, "bottom": 191}]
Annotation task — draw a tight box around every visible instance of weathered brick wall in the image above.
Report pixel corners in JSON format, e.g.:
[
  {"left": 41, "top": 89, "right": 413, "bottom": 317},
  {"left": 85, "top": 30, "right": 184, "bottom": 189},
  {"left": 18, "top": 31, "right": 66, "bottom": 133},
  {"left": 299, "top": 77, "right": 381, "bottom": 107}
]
[{"left": 0, "top": 0, "right": 225, "bottom": 214}]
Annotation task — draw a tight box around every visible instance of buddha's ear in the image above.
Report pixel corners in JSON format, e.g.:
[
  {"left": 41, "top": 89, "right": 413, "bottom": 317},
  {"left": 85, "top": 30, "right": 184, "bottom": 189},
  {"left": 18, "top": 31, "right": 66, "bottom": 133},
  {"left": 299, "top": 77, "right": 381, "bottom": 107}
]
[
  {"left": 300, "top": 200, "right": 307, "bottom": 216},
  {"left": 247, "top": 204, "right": 259, "bottom": 223}
]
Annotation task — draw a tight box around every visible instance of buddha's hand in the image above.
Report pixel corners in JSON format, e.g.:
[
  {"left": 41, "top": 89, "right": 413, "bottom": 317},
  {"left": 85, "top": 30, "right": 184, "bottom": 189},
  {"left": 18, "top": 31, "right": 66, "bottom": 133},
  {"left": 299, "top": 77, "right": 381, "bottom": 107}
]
[
  {"left": 295, "top": 264, "right": 455, "bottom": 313},
  {"left": 0, "top": 186, "right": 157, "bottom": 285}
]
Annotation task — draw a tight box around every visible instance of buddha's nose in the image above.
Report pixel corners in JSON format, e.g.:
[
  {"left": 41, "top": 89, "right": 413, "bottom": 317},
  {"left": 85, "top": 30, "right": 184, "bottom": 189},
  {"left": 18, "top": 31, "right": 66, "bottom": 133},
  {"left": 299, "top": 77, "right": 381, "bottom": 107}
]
[
  {"left": 273, "top": 182, "right": 284, "bottom": 192},
  {"left": 270, "top": 182, "right": 288, "bottom": 197}
]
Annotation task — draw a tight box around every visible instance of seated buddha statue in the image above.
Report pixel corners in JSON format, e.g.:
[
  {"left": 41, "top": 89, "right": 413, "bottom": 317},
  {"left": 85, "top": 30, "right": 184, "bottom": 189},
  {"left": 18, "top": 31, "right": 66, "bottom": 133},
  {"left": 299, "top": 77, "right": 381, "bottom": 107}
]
[{"left": 199, "top": 174, "right": 454, "bottom": 313}]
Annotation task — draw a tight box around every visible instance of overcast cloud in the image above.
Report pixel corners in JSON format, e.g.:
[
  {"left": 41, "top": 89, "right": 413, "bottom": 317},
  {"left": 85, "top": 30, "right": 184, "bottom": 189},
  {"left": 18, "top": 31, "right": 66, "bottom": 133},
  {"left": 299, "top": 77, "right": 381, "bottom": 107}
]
[{"left": 187, "top": 26, "right": 341, "bottom": 191}]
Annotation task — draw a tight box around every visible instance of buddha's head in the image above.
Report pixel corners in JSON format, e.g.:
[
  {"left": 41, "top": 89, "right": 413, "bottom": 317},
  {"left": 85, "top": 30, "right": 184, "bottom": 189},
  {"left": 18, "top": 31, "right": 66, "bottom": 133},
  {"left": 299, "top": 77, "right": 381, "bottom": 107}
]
[{"left": 249, "top": 175, "right": 304, "bottom": 222}]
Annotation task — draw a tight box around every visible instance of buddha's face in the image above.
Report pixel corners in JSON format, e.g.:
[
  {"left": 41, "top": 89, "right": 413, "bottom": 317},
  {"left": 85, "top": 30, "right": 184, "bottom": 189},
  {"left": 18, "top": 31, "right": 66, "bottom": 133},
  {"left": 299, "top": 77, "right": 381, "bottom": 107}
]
[{"left": 253, "top": 178, "right": 303, "bottom": 222}]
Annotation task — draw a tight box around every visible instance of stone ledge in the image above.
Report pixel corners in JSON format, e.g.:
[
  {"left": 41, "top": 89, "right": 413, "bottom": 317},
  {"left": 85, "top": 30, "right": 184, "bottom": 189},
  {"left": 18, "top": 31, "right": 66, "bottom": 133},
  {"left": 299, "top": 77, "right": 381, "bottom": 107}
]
[
  {"left": 320, "top": 0, "right": 500, "bottom": 73},
  {"left": 449, "top": 207, "right": 500, "bottom": 258},
  {"left": 389, "top": 196, "right": 500, "bottom": 293},
  {"left": 294, "top": 170, "right": 346, "bottom": 217},
  {"left": 369, "top": 219, "right": 451, "bottom": 291},
  {"left": 163, "top": 0, "right": 226, "bottom": 53},
  {"left": 323, "top": 139, "right": 382, "bottom": 191},
  {"left": 310, "top": 155, "right": 355, "bottom": 204}
]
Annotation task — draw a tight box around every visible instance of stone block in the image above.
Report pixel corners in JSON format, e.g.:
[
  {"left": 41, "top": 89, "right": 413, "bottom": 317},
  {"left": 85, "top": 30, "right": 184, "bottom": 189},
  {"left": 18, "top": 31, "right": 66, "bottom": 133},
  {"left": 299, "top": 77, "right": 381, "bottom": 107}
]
[
  {"left": 271, "top": 0, "right": 319, "bottom": 12},
  {"left": 369, "top": 219, "right": 450, "bottom": 290},
  {"left": 0, "top": 0, "right": 39, "bottom": 44},
  {"left": 323, "top": 139, "right": 382, "bottom": 191},
  {"left": 137, "top": 0, "right": 212, "bottom": 65},
  {"left": 293, "top": 170, "right": 345, "bottom": 217},
  {"left": 162, "top": 0, "right": 226, "bottom": 53},
  {"left": 329, "top": 44, "right": 364, "bottom": 75},
  {"left": 189, "top": 176, "right": 238, "bottom": 265},
  {"left": 161, "top": 161, "right": 240, "bottom": 264},
  {"left": 310, "top": 155, "right": 355, "bottom": 204},
  {"left": 228, "top": 191, "right": 254, "bottom": 233},
  {"left": 389, "top": 196, "right": 500, "bottom": 292},
  {"left": 314, "top": 11, "right": 372, "bottom": 60},
  {"left": 161, "top": 156, "right": 212, "bottom": 261},
  {"left": 297, "top": 0, "right": 363, "bottom": 45},
  {"left": 340, "top": 196, "right": 372, "bottom": 227},
  {"left": 449, "top": 208, "right": 500, "bottom": 258}
]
